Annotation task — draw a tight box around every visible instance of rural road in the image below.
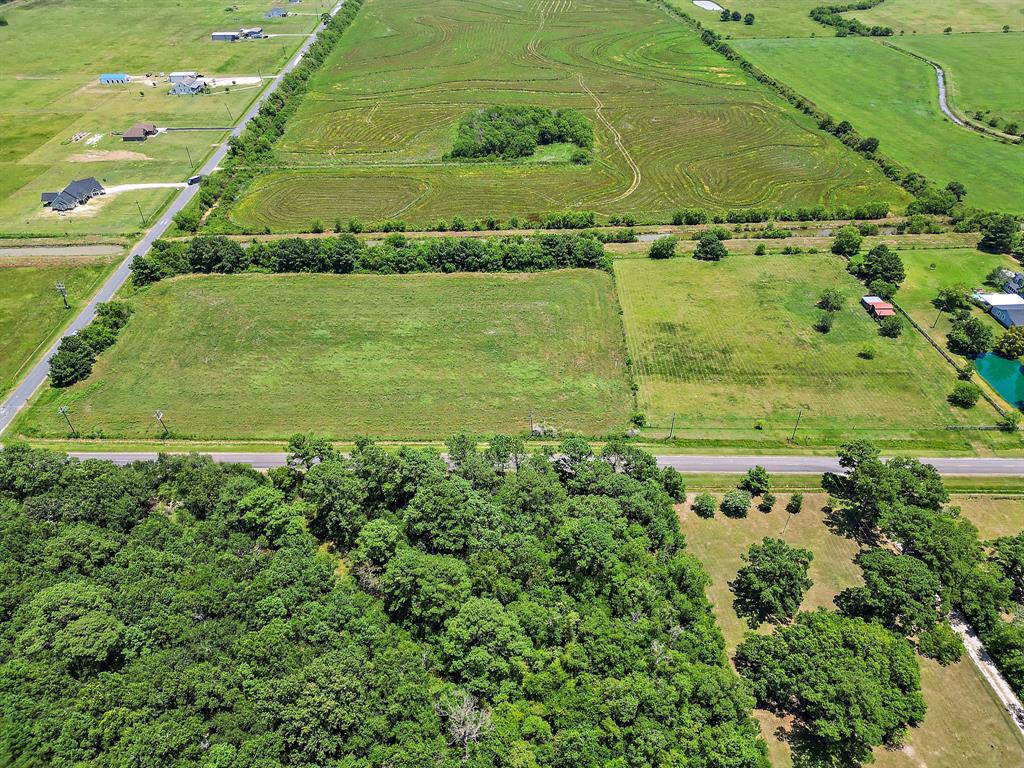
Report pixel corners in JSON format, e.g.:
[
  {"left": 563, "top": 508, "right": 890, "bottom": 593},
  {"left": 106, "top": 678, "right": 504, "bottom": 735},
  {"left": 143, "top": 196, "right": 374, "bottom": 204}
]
[
  {"left": 0, "top": 1, "right": 346, "bottom": 438},
  {"left": 58, "top": 452, "right": 1024, "bottom": 475}
]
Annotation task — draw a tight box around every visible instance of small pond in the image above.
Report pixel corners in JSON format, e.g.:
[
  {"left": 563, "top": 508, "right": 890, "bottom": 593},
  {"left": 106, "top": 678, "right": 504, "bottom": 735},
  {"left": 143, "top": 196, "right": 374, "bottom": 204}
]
[{"left": 975, "top": 353, "right": 1024, "bottom": 411}]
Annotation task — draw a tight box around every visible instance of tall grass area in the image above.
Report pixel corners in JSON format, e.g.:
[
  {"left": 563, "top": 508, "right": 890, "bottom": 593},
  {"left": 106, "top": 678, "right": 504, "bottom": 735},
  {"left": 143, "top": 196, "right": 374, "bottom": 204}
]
[
  {"left": 226, "top": 0, "right": 907, "bottom": 230},
  {"left": 734, "top": 36, "right": 1024, "bottom": 212},
  {"left": 13, "top": 270, "right": 633, "bottom": 440},
  {"left": 843, "top": 0, "right": 1024, "bottom": 34},
  {"left": 681, "top": 495, "right": 1024, "bottom": 767},
  {"left": 0, "top": 257, "right": 114, "bottom": 395},
  {"left": 615, "top": 253, "right": 1014, "bottom": 451}
]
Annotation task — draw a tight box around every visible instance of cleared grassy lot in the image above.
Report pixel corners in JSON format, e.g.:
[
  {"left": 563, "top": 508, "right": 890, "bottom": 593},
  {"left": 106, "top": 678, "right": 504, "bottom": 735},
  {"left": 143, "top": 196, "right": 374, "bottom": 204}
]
[
  {"left": 891, "top": 33, "right": 1024, "bottom": 125},
  {"left": 845, "top": 0, "right": 1024, "bottom": 35},
  {"left": 0, "top": 255, "right": 115, "bottom": 396},
  {"left": 12, "top": 270, "right": 633, "bottom": 440},
  {"left": 228, "top": 0, "right": 907, "bottom": 230},
  {"left": 669, "top": 0, "right": 825, "bottom": 39},
  {"left": 615, "top": 253, "right": 1015, "bottom": 451},
  {"left": 681, "top": 495, "right": 1024, "bottom": 768},
  {"left": 0, "top": 0, "right": 318, "bottom": 236},
  {"left": 735, "top": 36, "right": 1024, "bottom": 212}
]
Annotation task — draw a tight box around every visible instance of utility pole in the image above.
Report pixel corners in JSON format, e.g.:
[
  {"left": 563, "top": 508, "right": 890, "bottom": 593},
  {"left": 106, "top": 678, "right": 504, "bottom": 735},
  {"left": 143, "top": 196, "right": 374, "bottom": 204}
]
[
  {"left": 224, "top": 103, "right": 234, "bottom": 123},
  {"left": 58, "top": 406, "right": 77, "bottom": 437},
  {"left": 185, "top": 145, "right": 194, "bottom": 169},
  {"left": 931, "top": 308, "right": 943, "bottom": 328},
  {"left": 667, "top": 412, "right": 676, "bottom": 440},
  {"left": 135, "top": 200, "right": 146, "bottom": 225},
  {"left": 55, "top": 281, "right": 69, "bottom": 309},
  {"left": 154, "top": 410, "right": 169, "bottom": 437},
  {"left": 789, "top": 407, "right": 804, "bottom": 443}
]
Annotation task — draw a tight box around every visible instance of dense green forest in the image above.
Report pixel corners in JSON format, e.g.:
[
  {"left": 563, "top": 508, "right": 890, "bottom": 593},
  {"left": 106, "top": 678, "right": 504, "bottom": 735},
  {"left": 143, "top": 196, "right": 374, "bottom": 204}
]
[{"left": 0, "top": 438, "right": 768, "bottom": 768}]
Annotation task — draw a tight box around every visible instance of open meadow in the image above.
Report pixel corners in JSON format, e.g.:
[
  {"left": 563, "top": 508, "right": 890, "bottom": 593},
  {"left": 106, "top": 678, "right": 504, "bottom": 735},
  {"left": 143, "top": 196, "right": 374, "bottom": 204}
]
[
  {"left": 0, "top": 252, "right": 117, "bottom": 396},
  {"left": 0, "top": 0, "right": 320, "bottom": 236},
  {"left": 734, "top": 36, "right": 1024, "bottom": 212},
  {"left": 227, "top": 0, "right": 907, "bottom": 231},
  {"left": 680, "top": 494, "right": 1024, "bottom": 768},
  {"left": 614, "top": 252, "right": 1016, "bottom": 451},
  {"left": 890, "top": 33, "right": 1024, "bottom": 125},
  {"left": 669, "top": 0, "right": 826, "bottom": 39},
  {"left": 12, "top": 270, "right": 633, "bottom": 440},
  {"left": 844, "top": 0, "right": 1024, "bottom": 35}
]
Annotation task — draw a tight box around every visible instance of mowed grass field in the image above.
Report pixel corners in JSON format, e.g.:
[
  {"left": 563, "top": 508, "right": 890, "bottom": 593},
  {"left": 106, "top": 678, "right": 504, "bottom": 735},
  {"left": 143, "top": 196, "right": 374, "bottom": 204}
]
[
  {"left": 735, "top": 36, "right": 1024, "bottom": 212},
  {"left": 0, "top": 254, "right": 116, "bottom": 396},
  {"left": 615, "top": 253, "right": 1014, "bottom": 451},
  {"left": 891, "top": 33, "right": 1024, "bottom": 124},
  {"left": 0, "top": 0, "right": 319, "bottom": 236},
  {"left": 12, "top": 271, "right": 633, "bottom": 440},
  {"left": 671, "top": 0, "right": 826, "bottom": 39},
  {"left": 229, "top": 0, "right": 908, "bottom": 230},
  {"left": 845, "top": 0, "right": 1024, "bottom": 34},
  {"left": 680, "top": 495, "right": 1024, "bottom": 767}
]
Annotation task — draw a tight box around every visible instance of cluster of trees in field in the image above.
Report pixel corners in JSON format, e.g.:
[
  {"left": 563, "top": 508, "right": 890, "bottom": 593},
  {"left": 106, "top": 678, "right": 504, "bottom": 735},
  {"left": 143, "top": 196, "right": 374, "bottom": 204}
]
[
  {"left": 718, "top": 9, "right": 754, "bottom": 25},
  {"left": 447, "top": 106, "right": 594, "bottom": 162},
  {"left": 0, "top": 438, "right": 771, "bottom": 767},
  {"left": 690, "top": 445, "right": 1023, "bottom": 765},
  {"left": 809, "top": 2, "right": 893, "bottom": 37},
  {"left": 185, "top": 0, "right": 364, "bottom": 231},
  {"left": 47, "top": 302, "right": 133, "bottom": 388},
  {"left": 131, "top": 233, "right": 610, "bottom": 285}
]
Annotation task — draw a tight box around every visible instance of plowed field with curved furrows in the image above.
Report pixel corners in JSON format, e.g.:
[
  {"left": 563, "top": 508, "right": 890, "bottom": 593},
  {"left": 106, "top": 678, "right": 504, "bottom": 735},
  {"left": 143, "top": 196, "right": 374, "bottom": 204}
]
[{"left": 229, "top": 0, "right": 908, "bottom": 231}]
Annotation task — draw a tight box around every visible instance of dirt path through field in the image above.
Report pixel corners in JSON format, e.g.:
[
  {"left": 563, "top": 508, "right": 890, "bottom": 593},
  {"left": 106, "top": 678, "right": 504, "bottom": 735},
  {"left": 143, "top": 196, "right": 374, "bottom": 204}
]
[
  {"left": 950, "top": 609, "right": 1024, "bottom": 737},
  {"left": 577, "top": 74, "right": 641, "bottom": 202}
]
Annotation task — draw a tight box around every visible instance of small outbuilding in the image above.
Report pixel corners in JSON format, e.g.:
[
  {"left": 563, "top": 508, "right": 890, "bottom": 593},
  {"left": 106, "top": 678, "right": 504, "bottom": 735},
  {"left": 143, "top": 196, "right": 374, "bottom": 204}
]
[
  {"left": 169, "top": 71, "right": 199, "bottom": 83},
  {"left": 976, "top": 293, "right": 1024, "bottom": 328},
  {"left": 861, "top": 296, "right": 895, "bottom": 318},
  {"left": 240, "top": 27, "right": 264, "bottom": 38},
  {"left": 122, "top": 122, "right": 158, "bottom": 141},
  {"left": 99, "top": 73, "right": 130, "bottom": 84},
  {"left": 212, "top": 31, "right": 240, "bottom": 41}
]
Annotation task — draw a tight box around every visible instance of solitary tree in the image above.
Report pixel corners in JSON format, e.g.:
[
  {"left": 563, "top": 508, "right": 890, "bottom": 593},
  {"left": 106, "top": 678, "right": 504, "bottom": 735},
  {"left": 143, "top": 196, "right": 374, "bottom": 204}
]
[
  {"left": 948, "top": 315, "right": 993, "bottom": 357},
  {"left": 740, "top": 465, "right": 771, "bottom": 496},
  {"left": 693, "top": 231, "right": 728, "bottom": 261},
  {"left": 648, "top": 236, "right": 677, "bottom": 259},
  {"left": 744, "top": 13, "right": 755, "bottom": 25},
  {"left": 720, "top": 489, "right": 752, "bottom": 518},
  {"left": 830, "top": 226, "right": 862, "bottom": 257},
  {"left": 731, "top": 537, "right": 813, "bottom": 626}
]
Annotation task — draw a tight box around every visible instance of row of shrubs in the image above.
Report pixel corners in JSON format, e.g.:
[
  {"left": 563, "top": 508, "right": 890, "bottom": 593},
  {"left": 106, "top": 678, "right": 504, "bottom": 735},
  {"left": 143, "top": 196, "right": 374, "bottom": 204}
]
[
  {"left": 809, "top": 2, "right": 892, "bottom": 37},
  {"left": 131, "top": 233, "right": 610, "bottom": 285},
  {"left": 48, "top": 303, "right": 133, "bottom": 388},
  {"left": 191, "top": 0, "right": 364, "bottom": 230}
]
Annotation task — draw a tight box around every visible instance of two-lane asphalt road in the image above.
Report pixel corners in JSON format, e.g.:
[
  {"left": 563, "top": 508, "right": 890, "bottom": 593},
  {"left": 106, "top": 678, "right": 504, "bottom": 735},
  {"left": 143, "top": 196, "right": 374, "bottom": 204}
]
[
  {"left": 62, "top": 452, "right": 1024, "bottom": 476},
  {"left": 0, "top": 2, "right": 345, "bottom": 437}
]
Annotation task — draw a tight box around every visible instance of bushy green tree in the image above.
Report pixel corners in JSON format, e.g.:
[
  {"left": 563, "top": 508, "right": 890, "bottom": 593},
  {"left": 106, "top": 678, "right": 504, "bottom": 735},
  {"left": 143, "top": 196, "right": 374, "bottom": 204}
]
[
  {"left": 830, "top": 225, "right": 862, "bottom": 257},
  {"left": 731, "top": 537, "right": 813, "bottom": 626},
  {"left": 693, "top": 231, "right": 728, "bottom": 261},
  {"left": 836, "top": 548, "right": 943, "bottom": 635}
]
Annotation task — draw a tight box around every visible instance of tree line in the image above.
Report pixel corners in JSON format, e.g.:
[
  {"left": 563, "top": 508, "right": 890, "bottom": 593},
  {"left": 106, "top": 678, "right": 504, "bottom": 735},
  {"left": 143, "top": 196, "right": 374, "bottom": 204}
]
[
  {"left": 809, "top": 2, "right": 893, "bottom": 37},
  {"left": 131, "top": 233, "right": 611, "bottom": 286},
  {"left": 0, "top": 437, "right": 770, "bottom": 767},
  {"left": 47, "top": 302, "right": 133, "bottom": 388}
]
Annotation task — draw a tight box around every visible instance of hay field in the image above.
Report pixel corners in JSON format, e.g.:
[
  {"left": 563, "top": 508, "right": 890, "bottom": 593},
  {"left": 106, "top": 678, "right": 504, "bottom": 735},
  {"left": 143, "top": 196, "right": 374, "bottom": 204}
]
[
  {"left": 0, "top": 255, "right": 116, "bottom": 396},
  {"left": 229, "top": 0, "right": 907, "bottom": 230},
  {"left": 614, "top": 253, "right": 1012, "bottom": 451},
  {"left": 845, "top": 0, "right": 1024, "bottom": 34},
  {"left": 736, "top": 36, "right": 1024, "bottom": 212},
  {"left": 681, "top": 495, "right": 1024, "bottom": 768},
  {"left": 0, "top": 0, "right": 319, "bottom": 236},
  {"left": 13, "top": 270, "right": 633, "bottom": 440}
]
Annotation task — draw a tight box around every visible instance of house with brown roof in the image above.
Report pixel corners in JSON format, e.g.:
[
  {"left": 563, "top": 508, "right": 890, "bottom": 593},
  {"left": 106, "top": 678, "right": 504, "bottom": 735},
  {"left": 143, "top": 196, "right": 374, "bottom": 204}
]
[{"left": 122, "top": 123, "right": 157, "bottom": 142}]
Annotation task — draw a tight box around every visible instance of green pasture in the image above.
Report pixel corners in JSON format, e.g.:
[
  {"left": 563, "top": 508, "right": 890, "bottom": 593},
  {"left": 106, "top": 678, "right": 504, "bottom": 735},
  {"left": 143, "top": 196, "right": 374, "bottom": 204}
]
[
  {"left": 0, "top": 0, "right": 319, "bottom": 236},
  {"left": 891, "top": 33, "right": 1024, "bottom": 124},
  {"left": 614, "top": 252, "right": 1016, "bottom": 451},
  {"left": 735, "top": 36, "right": 1024, "bottom": 212},
  {"left": 893, "top": 247, "right": 1017, "bottom": 352},
  {"left": 844, "top": 0, "right": 1024, "bottom": 35},
  {"left": 12, "top": 270, "right": 633, "bottom": 440},
  {"left": 669, "top": 0, "right": 826, "bottom": 39},
  {"left": 681, "top": 494, "right": 1024, "bottom": 767},
  {"left": 0, "top": 255, "right": 116, "bottom": 396},
  {"left": 228, "top": 0, "right": 907, "bottom": 231}
]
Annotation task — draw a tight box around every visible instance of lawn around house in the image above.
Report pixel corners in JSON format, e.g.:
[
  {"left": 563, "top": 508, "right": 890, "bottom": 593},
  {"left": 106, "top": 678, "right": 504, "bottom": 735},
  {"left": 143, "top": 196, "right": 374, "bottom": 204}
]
[
  {"left": 225, "top": 0, "right": 907, "bottom": 231},
  {"left": 680, "top": 494, "right": 1024, "bottom": 768},
  {"left": 0, "top": 255, "right": 116, "bottom": 396},
  {"left": 615, "top": 252, "right": 1011, "bottom": 451},
  {"left": 12, "top": 270, "right": 634, "bottom": 441},
  {"left": 734, "top": 36, "right": 1024, "bottom": 212}
]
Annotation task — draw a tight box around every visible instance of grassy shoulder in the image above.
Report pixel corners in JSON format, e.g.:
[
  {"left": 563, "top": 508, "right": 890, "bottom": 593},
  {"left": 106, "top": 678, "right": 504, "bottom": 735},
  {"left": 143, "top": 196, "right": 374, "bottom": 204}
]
[
  {"left": 0, "top": 255, "right": 117, "bottom": 395},
  {"left": 12, "top": 270, "right": 633, "bottom": 440},
  {"left": 680, "top": 494, "right": 1024, "bottom": 767}
]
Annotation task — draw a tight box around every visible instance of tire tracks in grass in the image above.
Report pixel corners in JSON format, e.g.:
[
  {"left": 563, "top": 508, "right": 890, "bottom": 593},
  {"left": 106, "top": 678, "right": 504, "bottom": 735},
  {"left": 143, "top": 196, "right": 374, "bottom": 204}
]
[{"left": 577, "top": 73, "right": 641, "bottom": 203}]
